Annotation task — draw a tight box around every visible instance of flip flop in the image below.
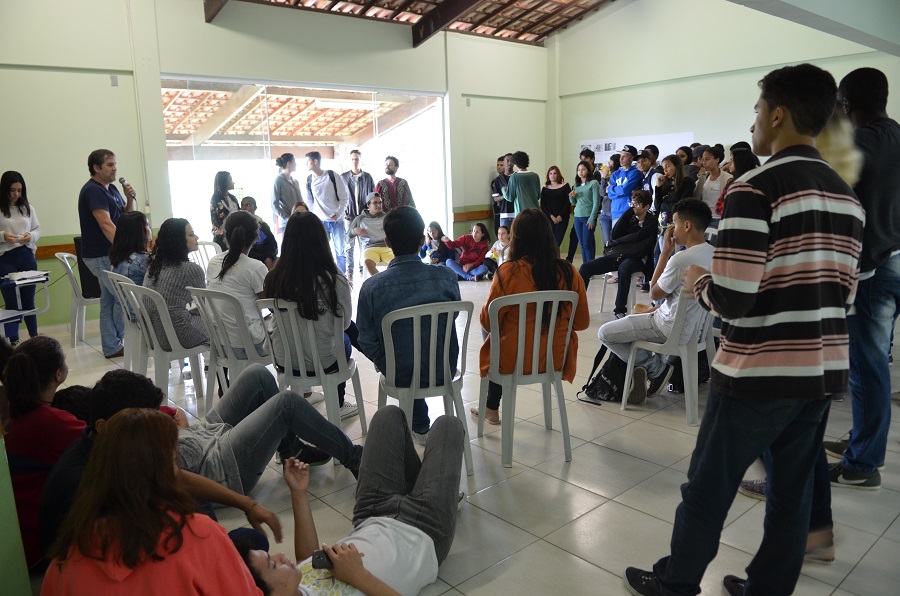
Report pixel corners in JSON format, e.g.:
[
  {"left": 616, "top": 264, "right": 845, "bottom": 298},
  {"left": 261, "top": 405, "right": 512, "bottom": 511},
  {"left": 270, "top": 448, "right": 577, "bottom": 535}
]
[{"left": 469, "top": 407, "right": 500, "bottom": 425}]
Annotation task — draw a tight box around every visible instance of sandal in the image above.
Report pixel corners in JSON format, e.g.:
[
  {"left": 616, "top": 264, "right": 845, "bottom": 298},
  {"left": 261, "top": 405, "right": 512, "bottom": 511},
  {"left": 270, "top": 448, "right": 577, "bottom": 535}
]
[{"left": 470, "top": 407, "right": 500, "bottom": 425}]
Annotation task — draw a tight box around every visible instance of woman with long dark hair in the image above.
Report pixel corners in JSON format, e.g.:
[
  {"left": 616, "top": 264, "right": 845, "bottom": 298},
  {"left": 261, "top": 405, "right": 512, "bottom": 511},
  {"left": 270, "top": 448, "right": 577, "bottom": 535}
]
[
  {"left": 442, "top": 223, "right": 491, "bottom": 281},
  {"left": 470, "top": 209, "right": 590, "bottom": 424},
  {"left": 0, "top": 171, "right": 41, "bottom": 343},
  {"left": 210, "top": 171, "right": 239, "bottom": 252},
  {"left": 714, "top": 147, "right": 759, "bottom": 218},
  {"left": 598, "top": 153, "right": 620, "bottom": 246},
  {"left": 540, "top": 165, "right": 572, "bottom": 246},
  {"left": 206, "top": 210, "right": 268, "bottom": 358},
  {"left": 264, "top": 212, "right": 359, "bottom": 420},
  {"left": 272, "top": 153, "right": 301, "bottom": 233},
  {"left": 109, "top": 211, "right": 151, "bottom": 285},
  {"left": 144, "top": 218, "right": 207, "bottom": 349},
  {"left": 42, "top": 408, "right": 259, "bottom": 594},
  {"left": 4, "top": 337, "right": 84, "bottom": 569},
  {"left": 568, "top": 160, "right": 600, "bottom": 262},
  {"left": 418, "top": 221, "right": 453, "bottom": 264},
  {"left": 694, "top": 145, "right": 732, "bottom": 227}
]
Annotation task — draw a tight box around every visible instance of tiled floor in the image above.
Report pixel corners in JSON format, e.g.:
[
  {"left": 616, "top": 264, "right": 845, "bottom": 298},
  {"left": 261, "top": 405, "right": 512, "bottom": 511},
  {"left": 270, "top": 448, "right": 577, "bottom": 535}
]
[{"left": 47, "top": 270, "right": 900, "bottom": 595}]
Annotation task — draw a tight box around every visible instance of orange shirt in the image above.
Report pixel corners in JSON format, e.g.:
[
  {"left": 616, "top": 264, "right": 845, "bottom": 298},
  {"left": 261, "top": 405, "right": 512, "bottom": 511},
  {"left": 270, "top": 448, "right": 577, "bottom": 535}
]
[{"left": 479, "top": 260, "right": 590, "bottom": 382}]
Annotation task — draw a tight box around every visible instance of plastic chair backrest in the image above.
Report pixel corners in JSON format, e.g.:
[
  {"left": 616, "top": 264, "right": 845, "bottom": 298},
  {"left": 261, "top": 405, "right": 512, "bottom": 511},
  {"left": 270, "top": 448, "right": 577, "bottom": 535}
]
[
  {"left": 55, "top": 253, "right": 87, "bottom": 302},
  {"left": 125, "top": 284, "right": 191, "bottom": 353},
  {"left": 486, "top": 290, "right": 579, "bottom": 383},
  {"left": 257, "top": 298, "right": 345, "bottom": 382},
  {"left": 189, "top": 241, "right": 222, "bottom": 272},
  {"left": 380, "top": 301, "right": 473, "bottom": 392},
  {"left": 189, "top": 287, "right": 266, "bottom": 367}
]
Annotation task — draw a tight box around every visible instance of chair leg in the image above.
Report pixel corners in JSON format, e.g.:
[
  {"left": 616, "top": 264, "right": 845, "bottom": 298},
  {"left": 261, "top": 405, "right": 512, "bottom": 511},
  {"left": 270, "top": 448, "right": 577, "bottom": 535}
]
[
  {"left": 154, "top": 354, "right": 169, "bottom": 398},
  {"left": 451, "top": 385, "right": 474, "bottom": 476},
  {"left": 134, "top": 337, "right": 148, "bottom": 376},
  {"left": 541, "top": 382, "right": 553, "bottom": 430},
  {"left": 188, "top": 355, "right": 204, "bottom": 400},
  {"left": 621, "top": 345, "right": 639, "bottom": 411},
  {"left": 77, "top": 304, "right": 87, "bottom": 343},
  {"left": 377, "top": 382, "right": 387, "bottom": 410},
  {"left": 555, "top": 379, "right": 572, "bottom": 462},
  {"left": 322, "top": 377, "right": 341, "bottom": 429},
  {"left": 351, "top": 370, "right": 367, "bottom": 436},
  {"left": 477, "top": 377, "right": 488, "bottom": 438},
  {"left": 682, "top": 347, "right": 700, "bottom": 427},
  {"left": 501, "top": 380, "right": 516, "bottom": 468},
  {"left": 205, "top": 360, "right": 218, "bottom": 414},
  {"left": 70, "top": 303, "right": 78, "bottom": 347}
]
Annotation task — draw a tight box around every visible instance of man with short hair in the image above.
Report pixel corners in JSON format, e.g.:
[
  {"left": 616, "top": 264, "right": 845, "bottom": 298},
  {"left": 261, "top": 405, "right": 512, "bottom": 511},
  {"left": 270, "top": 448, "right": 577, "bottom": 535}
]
[
  {"left": 376, "top": 155, "right": 415, "bottom": 211},
  {"left": 637, "top": 150, "right": 664, "bottom": 196},
  {"left": 592, "top": 199, "right": 713, "bottom": 405},
  {"left": 341, "top": 149, "right": 376, "bottom": 280},
  {"left": 624, "top": 63, "right": 865, "bottom": 596},
  {"left": 644, "top": 144, "right": 663, "bottom": 175},
  {"left": 491, "top": 155, "right": 511, "bottom": 234},
  {"left": 78, "top": 149, "right": 135, "bottom": 358},
  {"left": 607, "top": 145, "right": 644, "bottom": 225},
  {"left": 685, "top": 144, "right": 708, "bottom": 181},
  {"left": 39, "top": 368, "right": 284, "bottom": 558},
  {"left": 825, "top": 67, "right": 900, "bottom": 490},
  {"left": 306, "top": 151, "right": 351, "bottom": 273},
  {"left": 501, "top": 150, "right": 541, "bottom": 215},
  {"left": 357, "top": 206, "right": 461, "bottom": 444},
  {"left": 349, "top": 192, "right": 392, "bottom": 277}
]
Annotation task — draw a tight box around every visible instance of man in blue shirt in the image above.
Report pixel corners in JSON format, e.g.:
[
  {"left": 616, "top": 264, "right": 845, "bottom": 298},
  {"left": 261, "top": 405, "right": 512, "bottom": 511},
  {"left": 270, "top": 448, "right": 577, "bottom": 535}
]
[
  {"left": 357, "top": 206, "right": 461, "bottom": 443},
  {"left": 77, "top": 149, "right": 135, "bottom": 357},
  {"left": 607, "top": 144, "right": 643, "bottom": 225}
]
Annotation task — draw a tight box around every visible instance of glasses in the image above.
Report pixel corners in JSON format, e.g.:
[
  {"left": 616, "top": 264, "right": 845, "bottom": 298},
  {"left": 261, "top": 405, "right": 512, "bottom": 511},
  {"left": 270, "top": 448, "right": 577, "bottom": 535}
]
[
  {"left": 370, "top": 200, "right": 383, "bottom": 204},
  {"left": 630, "top": 202, "right": 645, "bottom": 207}
]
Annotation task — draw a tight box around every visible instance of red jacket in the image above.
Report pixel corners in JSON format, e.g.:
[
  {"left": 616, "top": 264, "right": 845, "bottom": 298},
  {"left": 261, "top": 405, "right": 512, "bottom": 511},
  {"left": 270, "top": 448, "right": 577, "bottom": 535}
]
[{"left": 444, "top": 234, "right": 489, "bottom": 267}]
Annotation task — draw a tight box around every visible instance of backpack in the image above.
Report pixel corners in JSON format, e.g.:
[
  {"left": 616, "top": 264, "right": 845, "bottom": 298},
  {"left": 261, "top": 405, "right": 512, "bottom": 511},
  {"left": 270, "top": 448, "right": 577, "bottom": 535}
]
[
  {"left": 576, "top": 344, "right": 628, "bottom": 405},
  {"left": 664, "top": 349, "right": 711, "bottom": 393},
  {"left": 306, "top": 170, "right": 339, "bottom": 207}
]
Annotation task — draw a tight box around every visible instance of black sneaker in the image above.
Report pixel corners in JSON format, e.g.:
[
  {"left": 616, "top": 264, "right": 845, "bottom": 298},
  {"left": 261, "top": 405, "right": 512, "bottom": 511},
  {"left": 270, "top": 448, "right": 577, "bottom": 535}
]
[
  {"left": 722, "top": 575, "right": 746, "bottom": 596},
  {"left": 628, "top": 367, "right": 648, "bottom": 405},
  {"left": 640, "top": 282, "right": 650, "bottom": 293},
  {"left": 623, "top": 567, "right": 662, "bottom": 596},
  {"left": 294, "top": 444, "right": 332, "bottom": 467},
  {"left": 823, "top": 439, "right": 848, "bottom": 459},
  {"left": 647, "top": 364, "right": 674, "bottom": 398},
  {"left": 829, "top": 462, "right": 880, "bottom": 490}
]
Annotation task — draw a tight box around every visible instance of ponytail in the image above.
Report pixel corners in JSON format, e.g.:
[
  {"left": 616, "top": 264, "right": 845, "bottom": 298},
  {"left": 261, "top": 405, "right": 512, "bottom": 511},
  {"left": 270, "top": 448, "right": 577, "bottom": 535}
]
[
  {"left": 217, "top": 211, "right": 259, "bottom": 281},
  {"left": 5, "top": 337, "right": 66, "bottom": 418}
]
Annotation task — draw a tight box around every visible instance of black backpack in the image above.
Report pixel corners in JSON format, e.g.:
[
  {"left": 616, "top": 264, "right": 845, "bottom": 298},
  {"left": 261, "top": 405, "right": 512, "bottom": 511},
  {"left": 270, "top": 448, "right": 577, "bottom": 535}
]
[
  {"left": 577, "top": 345, "right": 628, "bottom": 405},
  {"left": 664, "top": 349, "right": 711, "bottom": 393}
]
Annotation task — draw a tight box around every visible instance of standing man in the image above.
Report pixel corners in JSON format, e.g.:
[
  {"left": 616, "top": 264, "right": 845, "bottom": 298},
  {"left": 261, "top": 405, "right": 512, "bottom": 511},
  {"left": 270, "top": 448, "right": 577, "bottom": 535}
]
[
  {"left": 357, "top": 206, "right": 460, "bottom": 445},
  {"left": 624, "top": 64, "right": 864, "bottom": 596},
  {"left": 494, "top": 153, "right": 515, "bottom": 231},
  {"left": 643, "top": 144, "right": 663, "bottom": 175},
  {"left": 826, "top": 68, "right": 900, "bottom": 490},
  {"left": 490, "top": 155, "right": 509, "bottom": 235},
  {"left": 501, "top": 150, "right": 541, "bottom": 215},
  {"left": 78, "top": 149, "right": 135, "bottom": 358},
  {"left": 607, "top": 145, "right": 643, "bottom": 226},
  {"left": 305, "top": 151, "right": 350, "bottom": 273},
  {"left": 376, "top": 155, "right": 415, "bottom": 211},
  {"left": 341, "top": 149, "right": 376, "bottom": 281}
]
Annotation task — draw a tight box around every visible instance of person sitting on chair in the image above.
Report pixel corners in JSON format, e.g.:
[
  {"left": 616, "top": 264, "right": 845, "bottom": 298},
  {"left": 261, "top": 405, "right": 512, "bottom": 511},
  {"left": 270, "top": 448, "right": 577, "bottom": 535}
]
[{"left": 595, "top": 199, "right": 713, "bottom": 404}]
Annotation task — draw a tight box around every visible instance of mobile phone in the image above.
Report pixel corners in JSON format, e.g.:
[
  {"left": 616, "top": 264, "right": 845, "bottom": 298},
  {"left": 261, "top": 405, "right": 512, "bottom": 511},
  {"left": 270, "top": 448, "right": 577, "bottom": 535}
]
[{"left": 311, "top": 549, "right": 334, "bottom": 570}]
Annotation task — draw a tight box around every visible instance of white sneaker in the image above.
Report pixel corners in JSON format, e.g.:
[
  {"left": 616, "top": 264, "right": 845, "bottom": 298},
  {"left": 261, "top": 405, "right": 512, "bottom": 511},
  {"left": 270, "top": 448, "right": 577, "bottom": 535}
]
[
  {"left": 457, "top": 491, "right": 466, "bottom": 510},
  {"left": 339, "top": 401, "right": 359, "bottom": 420},
  {"left": 304, "top": 391, "right": 325, "bottom": 405},
  {"left": 412, "top": 430, "right": 429, "bottom": 446}
]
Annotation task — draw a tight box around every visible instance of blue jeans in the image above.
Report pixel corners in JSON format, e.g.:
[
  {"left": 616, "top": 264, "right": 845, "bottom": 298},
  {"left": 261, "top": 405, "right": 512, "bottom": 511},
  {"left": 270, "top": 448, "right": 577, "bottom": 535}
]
[
  {"left": 844, "top": 253, "right": 900, "bottom": 473},
  {"left": 653, "top": 389, "right": 830, "bottom": 595},
  {"left": 323, "top": 219, "right": 347, "bottom": 273},
  {"left": 83, "top": 255, "right": 124, "bottom": 356},
  {"left": 573, "top": 216, "right": 595, "bottom": 263},
  {"left": 353, "top": 406, "right": 464, "bottom": 564},
  {"left": 446, "top": 259, "right": 487, "bottom": 281},
  {"left": 551, "top": 217, "right": 568, "bottom": 247},
  {"left": 599, "top": 213, "right": 612, "bottom": 247},
  {"left": 208, "top": 364, "right": 363, "bottom": 493},
  {"left": 0, "top": 246, "right": 38, "bottom": 339}
]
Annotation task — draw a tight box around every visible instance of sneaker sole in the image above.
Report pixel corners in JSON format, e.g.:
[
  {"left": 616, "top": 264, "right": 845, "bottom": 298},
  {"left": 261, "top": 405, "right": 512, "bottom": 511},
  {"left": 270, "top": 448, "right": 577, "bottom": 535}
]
[
  {"left": 628, "top": 368, "right": 647, "bottom": 405},
  {"left": 831, "top": 477, "right": 880, "bottom": 490},
  {"left": 648, "top": 367, "right": 675, "bottom": 398},
  {"left": 737, "top": 487, "right": 766, "bottom": 501}
]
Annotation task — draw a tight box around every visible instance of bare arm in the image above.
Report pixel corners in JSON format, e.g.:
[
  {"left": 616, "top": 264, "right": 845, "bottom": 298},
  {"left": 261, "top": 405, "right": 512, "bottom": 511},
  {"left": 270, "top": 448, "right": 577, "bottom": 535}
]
[
  {"left": 284, "top": 458, "right": 319, "bottom": 561},
  {"left": 325, "top": 543, "right": 401, "bottom": 596},
  {"left": 92, "top": 208, "right": 117, "bottom": 244},
  {"left": 650, "top": 224, "right": 676, "bottom": 301},
  {"left": 122, "top": 183, "right": 137, "bottom": 213}
]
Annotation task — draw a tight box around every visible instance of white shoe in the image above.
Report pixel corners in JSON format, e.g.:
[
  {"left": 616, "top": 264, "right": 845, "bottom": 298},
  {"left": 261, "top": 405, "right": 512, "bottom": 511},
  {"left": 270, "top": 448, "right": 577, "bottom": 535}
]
[
  {"left": 339, "top": 401, "right": 359, "bottom": 420},
  {"left": 304, "top": 391, "right": 325, "bottom": 405}
]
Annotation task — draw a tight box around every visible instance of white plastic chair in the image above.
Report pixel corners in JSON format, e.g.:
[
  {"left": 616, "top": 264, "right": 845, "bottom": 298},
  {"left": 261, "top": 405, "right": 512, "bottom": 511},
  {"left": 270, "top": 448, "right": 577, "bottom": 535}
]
[
  {"left": 189, "top": 287, "right": 270, "bottom": 411},
  {"left": 189, "top": 241, "right": 221, "bottom": 273},
  {"left": 257, "top": 298, "right": 367, "bottom": 434},
  {"left": 621, "top": 295, "right": 714, "bottom": 426},
  {"left": 600, "top": 270, "right": 643, "bottom": 315},
  {"left": 122, "top": 284, "right": 206, "bottom": 400},
  {"left": 104, "top": 271, "right": 147, "bottom": 375},
  {"left": 55, "top": 252, "right": 100, "bottom": 347},
  {"left": 378, "top": 301, "right": 474, "bottom": 476},
  {"left": 476, "top": 290, "right": 579, "bottom": 468}
]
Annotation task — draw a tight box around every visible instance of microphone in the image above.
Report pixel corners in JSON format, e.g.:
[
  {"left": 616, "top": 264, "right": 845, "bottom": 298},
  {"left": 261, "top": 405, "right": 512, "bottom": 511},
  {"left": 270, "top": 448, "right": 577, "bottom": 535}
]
[{"left": 118, "top": 177, "right": 128, "bottom": 186}]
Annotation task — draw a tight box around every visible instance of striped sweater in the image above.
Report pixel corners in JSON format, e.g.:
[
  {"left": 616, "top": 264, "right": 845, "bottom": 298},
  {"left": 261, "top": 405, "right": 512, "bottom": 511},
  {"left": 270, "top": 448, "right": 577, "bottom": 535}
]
[{"left": 694, "top": 145, "right": 865, "bottom": 399}]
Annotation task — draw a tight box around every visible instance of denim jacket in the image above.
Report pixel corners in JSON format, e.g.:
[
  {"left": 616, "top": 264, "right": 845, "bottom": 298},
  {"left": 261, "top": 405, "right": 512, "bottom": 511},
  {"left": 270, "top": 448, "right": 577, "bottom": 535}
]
[
  {"left": 357, "top": 253, "right": 461, "bottom": 387},
  {"left": 112, "top": 252, "right": 148, "bottom": 286}
]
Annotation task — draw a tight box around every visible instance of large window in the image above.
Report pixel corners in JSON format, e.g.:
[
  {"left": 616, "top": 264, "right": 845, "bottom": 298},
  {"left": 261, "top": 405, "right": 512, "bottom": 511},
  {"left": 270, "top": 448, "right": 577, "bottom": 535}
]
[{"left": 161, "top": 79, "right": 446, "bottom": 241}]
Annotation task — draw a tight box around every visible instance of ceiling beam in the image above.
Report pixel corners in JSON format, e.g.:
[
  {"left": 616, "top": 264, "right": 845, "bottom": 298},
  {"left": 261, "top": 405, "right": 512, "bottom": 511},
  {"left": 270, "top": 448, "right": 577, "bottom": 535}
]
[
  {"left": 180, "top": 134, "right": 346, "bottom": 143},
  {"left": 470, "top": 0, "right": 519, "bottom": 31},
  {"left": 412, "top": 0, "right": 483, "bottom": 47},
  {"left": 186, "top": 85, "right": 263, "bottom": 146},
  {"left": 204, "top": 0, "right": 230, "bottom": 22},
  {"left": 539, "top": 4, "right": 604, "bottom": 40}
]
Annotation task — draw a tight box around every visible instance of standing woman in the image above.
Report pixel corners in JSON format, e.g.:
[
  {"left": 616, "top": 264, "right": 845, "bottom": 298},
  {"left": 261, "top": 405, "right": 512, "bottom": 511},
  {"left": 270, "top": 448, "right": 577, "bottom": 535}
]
[
  {"left": 109, "top": 211, "right": 151, "bottom": 286},
  {"left": 264, "top": 212, "right": 359, "bottom": 420},
  {"left": 206, "top": 211, "right": 269, "bottom": 359},
  {"left": 0, "top": 171, "right": 41, "bottom": 343},
  {"left": 569, "top": 160, "right": 600, "bottom": 262},
  {"left": 210, "top": 171, "right": 239, "bottom": 252},
  {"left": 144, "top": 218, "right": 208, "bottom": 350},
  {"left": 540, "top": 166, "right": 572, "bottom": 247},
  {"left": 271, "top": 153, "right": 302, "bottom": 234},
  {"left": 442, "top": 223, "right": 491, "bottom": 282},
  {"left": 470, "top": 209, "right": 589, "bottom": 424},
  {"left": 42, "top": 408, "right": 260, "bottom": 594},
  {"left": 693, "top": 145, "right": 732, "bottom": 227}
]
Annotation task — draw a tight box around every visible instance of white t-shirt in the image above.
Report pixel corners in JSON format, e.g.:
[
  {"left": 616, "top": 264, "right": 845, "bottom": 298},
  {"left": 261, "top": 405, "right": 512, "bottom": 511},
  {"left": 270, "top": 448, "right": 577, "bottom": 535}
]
[
  {"left": 296, "top": 517, "right": 438, "bottom": 596},
  {"left": 205, "top": 252, "right": 268, "bottom": 346},
  {"left": 653, "top": 242, "right": 715, "bottom": 345},
  {"left": 697, "top": 172, "right": 733, "bottom": 214}
]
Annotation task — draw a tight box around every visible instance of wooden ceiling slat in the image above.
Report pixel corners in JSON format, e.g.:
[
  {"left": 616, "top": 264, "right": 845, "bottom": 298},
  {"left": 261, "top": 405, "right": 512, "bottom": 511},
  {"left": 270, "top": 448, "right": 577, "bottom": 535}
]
[
  {"left": 519, "top": 1, "right": 573, "bottom": 36},
  {"left": 468, "top": 0, "right": 519, "bottom": 30},
  {"left": 171, "top": 92, "right": 214, "bottom": 133},
  {"left": 537, "top": 1, "right": 605, "bottom": 39}
]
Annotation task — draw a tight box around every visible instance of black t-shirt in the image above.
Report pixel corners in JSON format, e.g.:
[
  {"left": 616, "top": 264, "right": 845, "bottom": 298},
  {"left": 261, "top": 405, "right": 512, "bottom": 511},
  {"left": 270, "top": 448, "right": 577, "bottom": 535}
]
[
  {"left": 39, "top": 429, "right": 93, "bottom": 557},
  {"left": 491, "top": 173, "right": 513, "bottom": 215}
]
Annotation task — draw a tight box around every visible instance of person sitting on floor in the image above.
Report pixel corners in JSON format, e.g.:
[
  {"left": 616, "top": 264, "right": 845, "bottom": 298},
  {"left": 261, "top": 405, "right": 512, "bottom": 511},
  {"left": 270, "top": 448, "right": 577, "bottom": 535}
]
[
  {"left": 442, "top": 223, "right": 490, "bottom": 282},
  {"left": 595, "top": 198, "right": 713, "bottom": 404},
  {"left": 234, "top": 405, "right": 466, "bottom": 596},
  {"left": 418, "top": 221, "right": 453, "bottom": 265}
]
